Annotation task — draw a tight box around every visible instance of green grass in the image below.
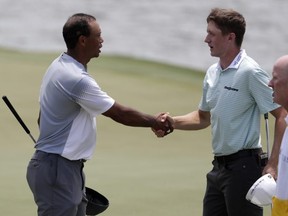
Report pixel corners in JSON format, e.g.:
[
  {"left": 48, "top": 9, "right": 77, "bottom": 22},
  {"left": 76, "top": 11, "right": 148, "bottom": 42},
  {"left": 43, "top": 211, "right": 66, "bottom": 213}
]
[{"left": 0, "top": 48, "right": 272, "bottom": 215}]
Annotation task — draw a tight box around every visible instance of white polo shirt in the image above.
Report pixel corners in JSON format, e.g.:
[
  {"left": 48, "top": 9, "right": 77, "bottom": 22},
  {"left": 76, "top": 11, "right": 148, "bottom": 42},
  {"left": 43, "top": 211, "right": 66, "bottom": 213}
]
[
  {"left": 199, "top": 50, "right": 279, "bottom": 156},
  {"left": 36, "top": 53, "right": 115, "bottom": 160}
]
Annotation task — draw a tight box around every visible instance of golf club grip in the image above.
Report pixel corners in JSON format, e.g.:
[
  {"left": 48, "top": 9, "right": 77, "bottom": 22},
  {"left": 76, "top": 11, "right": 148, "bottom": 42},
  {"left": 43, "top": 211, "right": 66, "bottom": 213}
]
[{"left": 2, "top": 96, "right": 31, "bottom": 134}]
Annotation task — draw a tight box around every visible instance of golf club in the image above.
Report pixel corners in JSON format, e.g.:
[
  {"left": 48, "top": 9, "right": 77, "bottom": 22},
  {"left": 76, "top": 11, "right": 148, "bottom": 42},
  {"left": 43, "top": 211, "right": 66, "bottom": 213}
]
[
  {"left": 2, "top": 95, "right": 109, "bottom": 215},
  {"left": 264, "top": 113, "right": 273, "bottom": 211},
  {"left": 260, "top": 113, "right": 270, "bottom": 168},
  {"left": 264, "top": 113, "right": 270, "bottom": 158},
  {"left": 2, "top": 96, "right": 36, "bottom": 143}
]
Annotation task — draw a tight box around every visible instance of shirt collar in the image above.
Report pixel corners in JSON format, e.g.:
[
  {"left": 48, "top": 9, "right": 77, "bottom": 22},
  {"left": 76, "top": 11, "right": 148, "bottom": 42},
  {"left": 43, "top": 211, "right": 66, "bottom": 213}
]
[
  {"left": 216, "top": 49, "right": 247, "bottom": 71},
  {"left": 61, "top": 52, "right": 87, "bottom": 72}
]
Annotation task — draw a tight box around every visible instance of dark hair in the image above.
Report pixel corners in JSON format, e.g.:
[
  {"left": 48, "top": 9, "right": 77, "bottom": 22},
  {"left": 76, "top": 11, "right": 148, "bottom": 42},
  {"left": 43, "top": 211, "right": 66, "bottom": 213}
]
[
  {"left": 207, "top": 8, "right": 246, "bottom": 47},
  {"left": 62, "top": 13, "right": 96, "bottom": 49}
]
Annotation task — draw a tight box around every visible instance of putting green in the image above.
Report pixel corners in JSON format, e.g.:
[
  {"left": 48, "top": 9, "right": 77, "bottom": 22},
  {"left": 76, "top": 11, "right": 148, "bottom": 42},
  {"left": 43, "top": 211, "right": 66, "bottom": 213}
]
[{"left": 0, "top": 48, "right": 272, "bottom": 215}]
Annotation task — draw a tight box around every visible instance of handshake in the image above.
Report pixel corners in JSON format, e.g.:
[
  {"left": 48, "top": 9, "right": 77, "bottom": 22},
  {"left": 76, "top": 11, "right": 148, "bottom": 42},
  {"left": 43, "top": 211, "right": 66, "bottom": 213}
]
[{"left": 152, "top": 112, "right": 174, "bottom": 137}]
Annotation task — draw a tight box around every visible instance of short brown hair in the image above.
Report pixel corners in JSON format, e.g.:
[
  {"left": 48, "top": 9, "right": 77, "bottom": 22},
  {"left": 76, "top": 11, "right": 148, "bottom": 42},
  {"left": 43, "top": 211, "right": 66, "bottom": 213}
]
[{"left": 207, "top": 8, "right": 246, "bottom": 47}]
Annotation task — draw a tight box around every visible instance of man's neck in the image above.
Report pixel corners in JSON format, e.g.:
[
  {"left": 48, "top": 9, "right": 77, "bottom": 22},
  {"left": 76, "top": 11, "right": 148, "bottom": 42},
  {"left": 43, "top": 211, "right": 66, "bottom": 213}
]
[
  {"left": 66, "top": 50, "right": 88, "bottom": 68},
  {"left": 219, "top": 48, "right": 241, "bottom": 70}
]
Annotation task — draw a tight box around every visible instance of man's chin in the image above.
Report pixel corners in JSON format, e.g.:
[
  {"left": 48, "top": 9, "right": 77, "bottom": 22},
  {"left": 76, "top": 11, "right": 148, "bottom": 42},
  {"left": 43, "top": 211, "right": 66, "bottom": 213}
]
[
  {"left": 93, "top": 53, "right": 100, "bottom": 58},
  {"left": 210, "top": 52, "right": 217, "bottom": 57},
  {"left": 272, "top": 97, "right": 280, "bottom": 105}
]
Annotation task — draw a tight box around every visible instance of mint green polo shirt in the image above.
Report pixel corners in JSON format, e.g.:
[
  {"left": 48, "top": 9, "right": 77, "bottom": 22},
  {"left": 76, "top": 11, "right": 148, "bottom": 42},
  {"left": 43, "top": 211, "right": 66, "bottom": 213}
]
[{"left": 199, "top": 50, "right": 279, "bottom": 156}]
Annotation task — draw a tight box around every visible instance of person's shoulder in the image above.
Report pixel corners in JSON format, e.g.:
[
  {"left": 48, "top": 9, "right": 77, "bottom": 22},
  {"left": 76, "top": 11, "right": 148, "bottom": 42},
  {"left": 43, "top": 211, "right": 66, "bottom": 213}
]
[
  {"left": 242, "top": 55, "right": 260, "bottom": 68},
  {"left": 47, "top": 59, "right": 88, "bottom": 86},
  {"left": 206, "top": 62, "right": 218, "bottom": 75},
  {"left": 240, "top": 55, "right": 267, "bottom": 75},
  {"left": 208, "top": 62, "right": 218, "bottom": 70}
]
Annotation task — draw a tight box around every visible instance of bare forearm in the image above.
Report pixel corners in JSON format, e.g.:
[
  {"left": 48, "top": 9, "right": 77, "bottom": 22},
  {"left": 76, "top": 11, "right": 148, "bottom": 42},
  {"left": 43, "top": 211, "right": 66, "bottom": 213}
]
[
  {"left": 269, "top": 113, "right": 286, "bottom": 164},
  {"left": 108, "top": 107, "right": 156, "bottom": 127},
  {"left": 102, "top": 102, "right": 172, "bottom": 132},
  {"left": 173, "top": 110, "right": 210, "bottom": 130},
  {"left": 263, "top": 107, "right": 287, "bottom": 178}
]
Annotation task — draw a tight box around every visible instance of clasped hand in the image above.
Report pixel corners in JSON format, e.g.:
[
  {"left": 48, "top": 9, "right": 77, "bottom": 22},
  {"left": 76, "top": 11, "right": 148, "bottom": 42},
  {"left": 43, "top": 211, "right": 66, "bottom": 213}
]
[{"left": 152, "top": 112, "right": 174, "bottom": 137}]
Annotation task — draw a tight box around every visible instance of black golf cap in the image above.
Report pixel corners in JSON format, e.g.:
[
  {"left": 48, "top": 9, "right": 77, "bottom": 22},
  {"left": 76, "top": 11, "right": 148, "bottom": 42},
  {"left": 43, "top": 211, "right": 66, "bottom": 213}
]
[{"left": 86, "top": 187, "right": 109, "bottom": 215}]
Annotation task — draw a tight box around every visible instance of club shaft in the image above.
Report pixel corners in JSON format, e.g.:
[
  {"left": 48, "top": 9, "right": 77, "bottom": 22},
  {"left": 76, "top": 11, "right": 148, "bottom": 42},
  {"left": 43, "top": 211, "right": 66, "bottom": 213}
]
[
  {"left": 264, "top": 113, "right": 270, "bottom": 158},
  {"left": 2, "top": 95, "right": 36, "bottom": 143}
]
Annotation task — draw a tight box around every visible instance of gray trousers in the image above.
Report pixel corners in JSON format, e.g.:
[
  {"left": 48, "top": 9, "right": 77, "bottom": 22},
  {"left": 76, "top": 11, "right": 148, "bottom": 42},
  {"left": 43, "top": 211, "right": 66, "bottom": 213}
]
[{"left": 26, "top": 151, "right": 87, "bottom": 216}]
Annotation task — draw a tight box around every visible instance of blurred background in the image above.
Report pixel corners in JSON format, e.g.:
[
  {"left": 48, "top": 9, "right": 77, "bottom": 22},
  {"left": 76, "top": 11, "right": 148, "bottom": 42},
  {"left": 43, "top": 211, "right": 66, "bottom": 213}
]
[
  {"left": 0, "top": 1, "right": 282, "bottom": 215},
  {"left": 0, "top": 0, "right": 287, "bottom": 72}
]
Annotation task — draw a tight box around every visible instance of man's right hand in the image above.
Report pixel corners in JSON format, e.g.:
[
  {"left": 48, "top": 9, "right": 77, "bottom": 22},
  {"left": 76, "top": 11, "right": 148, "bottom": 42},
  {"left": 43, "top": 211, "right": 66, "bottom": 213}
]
[{"left": 152, "top": 112, "right": 174, "bottom": 137}]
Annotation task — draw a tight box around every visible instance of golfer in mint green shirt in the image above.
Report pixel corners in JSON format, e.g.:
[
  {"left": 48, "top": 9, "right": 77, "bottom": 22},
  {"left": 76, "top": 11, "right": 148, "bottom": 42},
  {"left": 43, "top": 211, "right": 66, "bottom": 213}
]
[{"left": 155, "top": 8, "right": 287, "bottom": 216}]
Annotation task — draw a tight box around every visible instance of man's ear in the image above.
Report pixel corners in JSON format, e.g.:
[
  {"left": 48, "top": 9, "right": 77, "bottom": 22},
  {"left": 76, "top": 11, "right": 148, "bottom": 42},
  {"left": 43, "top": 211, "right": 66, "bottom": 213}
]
[
  {"left": 228, "top": 32, "right": 236, "bottom": 41},
  {"left": 78, "top": 35, "right": 86, "bottom": 46}
]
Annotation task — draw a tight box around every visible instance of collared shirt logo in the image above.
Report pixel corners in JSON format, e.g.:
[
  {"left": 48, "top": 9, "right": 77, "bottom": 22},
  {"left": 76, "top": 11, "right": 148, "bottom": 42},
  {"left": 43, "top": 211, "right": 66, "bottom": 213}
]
[{"left": 224, "top": 86, "right": 239, "bottom": 91}]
